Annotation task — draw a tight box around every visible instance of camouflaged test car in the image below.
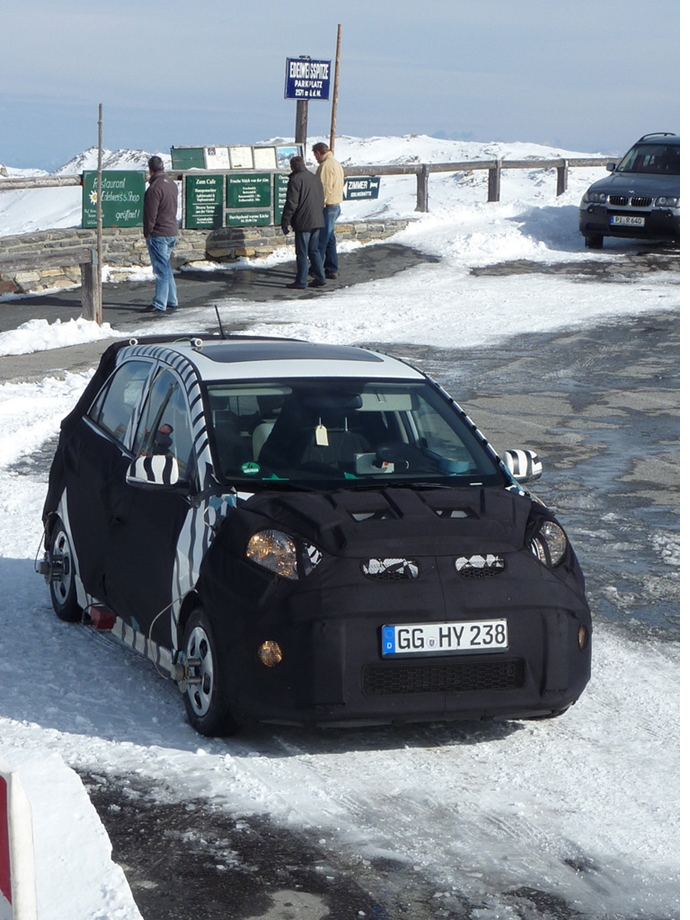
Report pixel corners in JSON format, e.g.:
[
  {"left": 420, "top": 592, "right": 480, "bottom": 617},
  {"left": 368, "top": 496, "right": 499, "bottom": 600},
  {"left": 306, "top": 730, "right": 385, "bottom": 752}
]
[{"left": 40, "top": 335, "right": 591, "bottom": 735}]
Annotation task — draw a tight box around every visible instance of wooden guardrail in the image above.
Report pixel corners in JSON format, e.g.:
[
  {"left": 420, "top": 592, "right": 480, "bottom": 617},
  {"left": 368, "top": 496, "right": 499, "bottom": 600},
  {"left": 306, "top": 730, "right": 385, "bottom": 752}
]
[
  {"left": 0, "top": 175, "right": 82, "bottom": 191},
  {"left": 0, "top": 248, "right": 99, "bottom": 320},
  {"left": 1, "top": 156, "right": 615, "bottom": 212},
  {"left": 342, "top": 157, "right": 615, "bottom": 211}
]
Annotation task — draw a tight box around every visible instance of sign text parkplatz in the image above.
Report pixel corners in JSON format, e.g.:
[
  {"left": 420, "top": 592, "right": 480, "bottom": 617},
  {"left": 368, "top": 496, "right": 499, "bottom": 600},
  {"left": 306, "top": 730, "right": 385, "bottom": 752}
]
[{"left": 284, "top": 58, "right": 331, "bottom": 100}]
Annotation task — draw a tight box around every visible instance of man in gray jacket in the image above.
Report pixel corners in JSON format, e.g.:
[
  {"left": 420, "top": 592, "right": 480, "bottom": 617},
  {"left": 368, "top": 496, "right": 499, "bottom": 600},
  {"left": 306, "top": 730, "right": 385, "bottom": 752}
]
[
  {"left": 280, "top": 156, "right": 326, "bottom": 290},
  {"left": 142, "top": 155, "right": 179, "bottom": 313}
]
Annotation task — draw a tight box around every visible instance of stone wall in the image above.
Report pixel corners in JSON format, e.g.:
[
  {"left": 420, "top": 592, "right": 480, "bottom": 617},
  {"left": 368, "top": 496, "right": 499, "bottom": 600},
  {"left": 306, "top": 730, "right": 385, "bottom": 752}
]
[{"left": 0, "top": 220, "right": 409, "bottom": 295}]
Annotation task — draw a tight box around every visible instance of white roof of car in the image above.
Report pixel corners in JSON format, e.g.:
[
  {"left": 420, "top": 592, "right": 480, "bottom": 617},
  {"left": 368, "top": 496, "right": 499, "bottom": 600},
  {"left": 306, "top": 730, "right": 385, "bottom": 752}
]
[{"left": 129, "top": 338, "right": 425, "bottom": 382}]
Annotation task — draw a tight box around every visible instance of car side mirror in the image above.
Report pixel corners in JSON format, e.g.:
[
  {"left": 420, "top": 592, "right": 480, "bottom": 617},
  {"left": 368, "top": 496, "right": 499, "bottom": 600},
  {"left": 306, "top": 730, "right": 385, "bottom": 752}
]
[
  {"left": 127, "top": 454, "right": 181, "bottom": 488},
  {"left": 502, "top": 449, "right": 543, "bottom": 483},
  {"left": 606, "top": 162, "right": 616, "bottom": 172}
]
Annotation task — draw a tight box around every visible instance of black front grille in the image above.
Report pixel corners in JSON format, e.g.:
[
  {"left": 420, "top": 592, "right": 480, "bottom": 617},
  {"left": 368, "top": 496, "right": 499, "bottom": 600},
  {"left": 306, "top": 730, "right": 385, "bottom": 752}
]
[
  {"left": 458, "top": 566, "right": 503, "bottom": 579},
  {"left": 362, "top": 658, "right": 525, "bottom": 696},
  {"left": 609, "top": 195, "right": 628, "bottom": 206},
  {"left": 631, "top": 197, "right": 652, "bottom": 207}
]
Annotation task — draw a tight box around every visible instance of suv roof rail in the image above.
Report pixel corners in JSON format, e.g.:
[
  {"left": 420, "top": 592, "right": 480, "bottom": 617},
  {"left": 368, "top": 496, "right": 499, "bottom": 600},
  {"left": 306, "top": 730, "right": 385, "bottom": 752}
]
[{"left": 637, "top": 132, "right": 679, "bottom": 141}]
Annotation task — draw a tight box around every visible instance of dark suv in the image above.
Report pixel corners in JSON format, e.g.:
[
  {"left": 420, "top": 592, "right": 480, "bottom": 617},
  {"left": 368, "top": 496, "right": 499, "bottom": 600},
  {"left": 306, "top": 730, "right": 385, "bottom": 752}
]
[{"left": 579, "top": 133, "right": 680, "bottom": 249}]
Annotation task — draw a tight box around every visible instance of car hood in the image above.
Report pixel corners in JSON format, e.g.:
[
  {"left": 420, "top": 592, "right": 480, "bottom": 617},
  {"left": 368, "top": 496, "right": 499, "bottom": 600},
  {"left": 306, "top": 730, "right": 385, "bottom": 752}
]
[
  {"left": 587, "top": 170, "right": 679, "bottom": 198},
  {"left": 233, "top": 486, "right": 533, "bottom": 557}
]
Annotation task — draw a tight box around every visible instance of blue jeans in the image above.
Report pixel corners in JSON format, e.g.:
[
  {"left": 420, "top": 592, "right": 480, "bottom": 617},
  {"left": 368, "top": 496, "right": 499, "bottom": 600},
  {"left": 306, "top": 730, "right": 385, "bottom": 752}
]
[
  {"left": 294, "top": 230, "right": 325, "bottom": 287},
  {"left": 146, "top": 236, "right": 178, "bottom": 311},
  {"left": 318, "top": 204, "right": 341, "bottom": 274}
]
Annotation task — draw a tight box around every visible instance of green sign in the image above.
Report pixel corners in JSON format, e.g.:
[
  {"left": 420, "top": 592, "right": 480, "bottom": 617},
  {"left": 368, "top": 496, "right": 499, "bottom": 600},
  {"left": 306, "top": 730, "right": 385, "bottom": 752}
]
[
  {"left": 82, "top": 171, "right": 146, "bottom": 229},
  {"left": 185, "top": 175, "right": 223, "bottom": 229},
  {"left": 273, "top": 173, "right": 290, "bottom": 225},
  {"left": 171, "top": 147, "right": 205, "bottom": 170},
  {"left": 226, "top": 210, "right": 272, "bottom": 227},
  {"left": 226, "top": 174, "right": 271, "bottom": 209},
  {"left": 343, "top": 176, "right": 381, "bottom": 200}
]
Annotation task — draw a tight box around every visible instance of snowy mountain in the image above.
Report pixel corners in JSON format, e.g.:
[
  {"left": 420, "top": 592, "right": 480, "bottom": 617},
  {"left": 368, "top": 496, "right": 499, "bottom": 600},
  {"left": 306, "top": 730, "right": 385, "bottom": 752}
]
[{"left": 52, "top": 146, "right": 157, "bottom": 175}]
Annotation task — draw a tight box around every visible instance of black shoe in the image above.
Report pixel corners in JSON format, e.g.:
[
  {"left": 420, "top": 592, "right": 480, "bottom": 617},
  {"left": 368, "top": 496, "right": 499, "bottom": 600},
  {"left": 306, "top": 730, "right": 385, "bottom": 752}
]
[
  {"left": 325, "top": 272, "right": 338, "bottom": 280},
  {"left": 308, "top": 279, "right": 326, "bottom": 288},
  {"left": 141, "top": 305, "right": 165, "bottom": 314},
  {"left": 286, "top": 282, "right": 306, "bottom": 290}
]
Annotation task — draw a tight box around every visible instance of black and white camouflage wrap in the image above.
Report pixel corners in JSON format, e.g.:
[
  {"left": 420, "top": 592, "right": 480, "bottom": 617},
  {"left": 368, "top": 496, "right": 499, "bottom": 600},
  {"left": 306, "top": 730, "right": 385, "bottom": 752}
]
[{"left": 115, "top": 343, "right": 237, "bottom": 649}]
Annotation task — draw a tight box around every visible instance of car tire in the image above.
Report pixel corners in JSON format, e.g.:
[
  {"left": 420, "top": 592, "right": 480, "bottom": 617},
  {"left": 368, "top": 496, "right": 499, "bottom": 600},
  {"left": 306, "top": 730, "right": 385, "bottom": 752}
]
[
  {"left": 584, "top": 234, "right": 604, "bottom": 250},
  {"left": 48, "top": 521, "right": 83, "bottom": 622},
  {"left": 182, "top": 607, "right": 240, "bottom": 737}
]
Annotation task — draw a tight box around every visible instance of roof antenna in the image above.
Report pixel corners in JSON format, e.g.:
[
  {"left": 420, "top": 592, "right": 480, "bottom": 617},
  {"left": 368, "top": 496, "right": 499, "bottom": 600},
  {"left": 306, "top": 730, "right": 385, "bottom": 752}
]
[{"left": 214, "top": 304, "right": 227, "bottom": 339}]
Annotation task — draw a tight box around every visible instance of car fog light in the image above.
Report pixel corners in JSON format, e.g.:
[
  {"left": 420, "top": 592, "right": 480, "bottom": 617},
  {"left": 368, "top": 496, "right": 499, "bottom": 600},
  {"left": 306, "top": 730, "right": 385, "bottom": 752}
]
[
  {"left": 258, "top": 640, "right": 283, "bottom": 667},
  {"left": 578, "top": 624, "right": 590, "bottom": 651}
]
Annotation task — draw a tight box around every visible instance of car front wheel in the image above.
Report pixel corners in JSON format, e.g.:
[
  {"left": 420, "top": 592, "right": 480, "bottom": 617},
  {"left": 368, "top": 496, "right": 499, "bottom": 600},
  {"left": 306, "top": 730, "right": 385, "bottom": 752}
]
[
  {"left": 181, "top": 607, "right": 240, "bottom": 737},
  {"left": 49, "top": 521, "right": 82, "bottom": 622},
  {"left": 584, "top": 234, "right": 604, "bottom": 249}
]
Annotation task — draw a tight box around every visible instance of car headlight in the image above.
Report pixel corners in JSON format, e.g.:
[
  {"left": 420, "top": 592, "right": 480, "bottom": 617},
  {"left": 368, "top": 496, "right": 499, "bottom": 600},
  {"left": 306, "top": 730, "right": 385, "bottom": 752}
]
[
  {"left": 655, "top": 196, "right": 679, "bottom": 208},
  {"left": 529, "top": 520, "right": 568, "bottom": 568},
  {"left": 246, "top": 529, "right": 322, "bottom": 580},
  {"left": 582, "top": 190, "right": 608, "bottom": 204}
]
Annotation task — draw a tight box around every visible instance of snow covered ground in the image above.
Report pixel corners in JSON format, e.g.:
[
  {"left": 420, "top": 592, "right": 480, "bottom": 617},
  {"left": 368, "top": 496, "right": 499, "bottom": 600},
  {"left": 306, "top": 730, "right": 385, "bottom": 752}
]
[{"left": 0, "top": 136, "right": 680, "bottom": 919}]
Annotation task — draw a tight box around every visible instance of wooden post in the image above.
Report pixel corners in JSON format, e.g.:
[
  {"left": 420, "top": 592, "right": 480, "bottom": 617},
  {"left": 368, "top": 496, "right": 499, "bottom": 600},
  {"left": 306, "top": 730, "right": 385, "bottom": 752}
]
[
  {"left": 80, "top": 250, "right": 99, "bottom": 321},
  {"left": 557, "top": 160, "right": 568, "bottom": 196},
  {"left": 488, "top": 161, "right": 502, "bottom": 202},
  {"left": 416, "top": 165, "right": 429, "bottom": 212},
  {"left": 95, "top": 104, "right": 103, "bottom": 325},
  {"left": 294, "top": 56, "right": 310, "bottom": 148},
  {"left": 329, "top": 25, "right": 342, "bottom": 153},
  {"left": 295, "top": 101, "right": 308, "bottom": 148}
]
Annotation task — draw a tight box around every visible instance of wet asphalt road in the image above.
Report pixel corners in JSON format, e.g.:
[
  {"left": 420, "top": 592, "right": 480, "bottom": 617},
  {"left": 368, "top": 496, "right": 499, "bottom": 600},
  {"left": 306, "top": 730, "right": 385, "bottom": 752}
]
[{"left": 3, "top": 243, "right": 680, "bottom": 920}]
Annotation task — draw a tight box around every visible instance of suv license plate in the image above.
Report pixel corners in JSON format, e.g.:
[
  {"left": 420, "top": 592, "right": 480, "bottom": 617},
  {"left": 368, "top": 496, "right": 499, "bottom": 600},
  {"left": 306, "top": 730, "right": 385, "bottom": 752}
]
[
  {"left": 382, "top": 619, "right": 508, "bottom": 656},
  {"left": 611, "top": 215, "right": 645, "bottom": 227}
]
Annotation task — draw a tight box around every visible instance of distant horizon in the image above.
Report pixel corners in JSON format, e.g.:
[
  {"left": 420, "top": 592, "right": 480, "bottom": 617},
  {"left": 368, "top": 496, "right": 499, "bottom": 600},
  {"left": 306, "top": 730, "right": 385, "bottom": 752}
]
[{"left": 2, "top": 129, "right": 637, "bottom": 174}]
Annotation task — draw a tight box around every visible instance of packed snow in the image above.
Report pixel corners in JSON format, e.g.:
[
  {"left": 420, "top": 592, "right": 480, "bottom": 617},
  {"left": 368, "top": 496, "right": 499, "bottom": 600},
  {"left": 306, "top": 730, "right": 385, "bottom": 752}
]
[{"left": 0, "top": 135, "right": 679, "bottom": 920}]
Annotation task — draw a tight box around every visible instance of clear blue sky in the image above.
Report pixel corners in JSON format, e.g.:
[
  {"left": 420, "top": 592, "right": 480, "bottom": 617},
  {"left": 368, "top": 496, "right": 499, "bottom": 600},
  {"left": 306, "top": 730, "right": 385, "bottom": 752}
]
[{"left": 1, "top": 0, "right": 680, "bottom": 170}]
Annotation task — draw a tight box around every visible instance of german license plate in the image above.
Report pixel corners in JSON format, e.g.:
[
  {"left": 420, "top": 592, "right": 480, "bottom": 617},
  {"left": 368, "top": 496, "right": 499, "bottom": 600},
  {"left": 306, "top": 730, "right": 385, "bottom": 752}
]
[
  {"left": 611, "top": 215, "right": 645, "bottom": 227},
  {"left": 381, "top": 619, "right": 508, "bottom": 656}
]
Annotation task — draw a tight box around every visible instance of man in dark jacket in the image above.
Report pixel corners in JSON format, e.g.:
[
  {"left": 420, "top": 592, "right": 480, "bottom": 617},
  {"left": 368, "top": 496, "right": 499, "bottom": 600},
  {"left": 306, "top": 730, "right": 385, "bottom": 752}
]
[
  {"left": 280, "top": 156, "right": 326, "bottom": 290},
  {"left": 142, "top": 155, "right": 179, "bottom": 313}
]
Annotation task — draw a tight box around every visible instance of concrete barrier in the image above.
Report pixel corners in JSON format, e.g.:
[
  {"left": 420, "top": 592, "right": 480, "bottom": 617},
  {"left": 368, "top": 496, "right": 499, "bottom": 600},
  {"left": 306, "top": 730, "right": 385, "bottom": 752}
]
[{"left": 0, "top": 771, "right": 37, "bottom": 920}]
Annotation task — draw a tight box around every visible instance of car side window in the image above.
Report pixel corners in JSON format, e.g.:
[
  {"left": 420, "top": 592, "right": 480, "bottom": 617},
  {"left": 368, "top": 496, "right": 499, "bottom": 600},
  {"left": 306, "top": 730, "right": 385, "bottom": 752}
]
[
  {"left": 132, "top": 369, "right": 195, "bottom": 479},
  {"left": 88, "top": 360, "right": 152, "bottom": 445}
]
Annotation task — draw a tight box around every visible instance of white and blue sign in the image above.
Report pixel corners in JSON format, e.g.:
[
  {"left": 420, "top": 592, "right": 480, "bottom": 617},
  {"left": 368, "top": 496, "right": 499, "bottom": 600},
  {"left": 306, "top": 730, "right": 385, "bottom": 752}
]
[{"left": 285, "top": 58, "right": 332, "bottom": 100}]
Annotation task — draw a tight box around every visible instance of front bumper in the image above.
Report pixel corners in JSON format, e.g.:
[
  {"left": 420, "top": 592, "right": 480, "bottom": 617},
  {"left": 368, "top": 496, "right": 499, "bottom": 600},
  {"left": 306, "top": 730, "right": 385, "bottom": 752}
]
[
  {"left": 579, "top": 205, "right": 679, "bottom": 241},
  {"left": 201, "top": 551, "right": 592, "bottom": 726}
]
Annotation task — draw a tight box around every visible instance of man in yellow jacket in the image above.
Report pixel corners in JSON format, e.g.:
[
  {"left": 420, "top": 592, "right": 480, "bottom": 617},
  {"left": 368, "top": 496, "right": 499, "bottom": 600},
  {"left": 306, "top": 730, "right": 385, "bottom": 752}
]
[{"left": 312, "top": 142, "right": 345, "bottom": 280}]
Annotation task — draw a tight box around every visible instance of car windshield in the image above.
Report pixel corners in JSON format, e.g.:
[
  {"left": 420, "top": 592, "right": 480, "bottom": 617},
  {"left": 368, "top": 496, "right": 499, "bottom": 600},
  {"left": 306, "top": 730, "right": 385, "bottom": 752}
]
[
  {"left": 617, "top": 142, "right": 679, "bottom": 175},
  {"left": 205, "top": 379, "right": 506, "bottom": 489}
]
